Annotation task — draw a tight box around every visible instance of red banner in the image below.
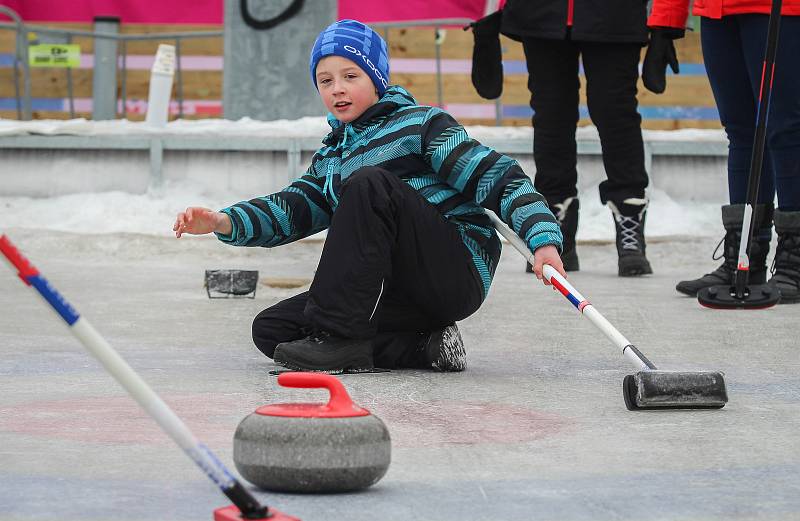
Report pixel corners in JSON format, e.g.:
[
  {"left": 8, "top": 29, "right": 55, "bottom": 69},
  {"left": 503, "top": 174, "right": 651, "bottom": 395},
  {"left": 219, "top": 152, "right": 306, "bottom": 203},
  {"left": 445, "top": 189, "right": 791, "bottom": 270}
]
[
  {"left": 0, "top": 0, "right": 222, "bottom": 23},
  {"left": 1, "top": 0, "right": 490, "bottom": 24}
]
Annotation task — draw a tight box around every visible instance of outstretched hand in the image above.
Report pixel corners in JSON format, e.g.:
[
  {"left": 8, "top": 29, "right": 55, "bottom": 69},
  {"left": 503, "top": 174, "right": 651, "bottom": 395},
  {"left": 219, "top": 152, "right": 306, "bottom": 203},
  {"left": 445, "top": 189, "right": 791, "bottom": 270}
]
[
  {"left": 531, "top": 244, "right": 566, "bottom": 286},
  {"left": 173, "top": 207, "right": 231, "bottom": 238}
]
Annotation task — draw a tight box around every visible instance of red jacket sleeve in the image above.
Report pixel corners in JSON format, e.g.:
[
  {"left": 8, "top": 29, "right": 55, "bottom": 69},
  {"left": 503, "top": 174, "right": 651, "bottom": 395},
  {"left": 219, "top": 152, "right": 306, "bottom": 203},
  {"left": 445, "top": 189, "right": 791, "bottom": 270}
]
[{"left": 647, "top": 0, "right": 690, "bottom": 29}]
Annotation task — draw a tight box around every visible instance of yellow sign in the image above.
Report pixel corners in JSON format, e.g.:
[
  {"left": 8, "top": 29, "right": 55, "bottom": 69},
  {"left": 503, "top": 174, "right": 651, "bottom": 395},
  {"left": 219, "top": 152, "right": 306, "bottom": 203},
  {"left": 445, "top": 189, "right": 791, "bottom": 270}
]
[{"left": 28, "top": 44, "right": 81, "bottom": 68}]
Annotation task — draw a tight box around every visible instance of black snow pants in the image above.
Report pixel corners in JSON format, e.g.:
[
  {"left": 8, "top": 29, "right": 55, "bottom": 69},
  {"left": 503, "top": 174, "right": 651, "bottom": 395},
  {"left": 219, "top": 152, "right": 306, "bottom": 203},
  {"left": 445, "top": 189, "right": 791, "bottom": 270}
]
[
  {"left": 251, "top": 167, "right": 485, "bottom": 368},
  {"left": 522, "top": 37, "right": 649, "bottom": 205}
]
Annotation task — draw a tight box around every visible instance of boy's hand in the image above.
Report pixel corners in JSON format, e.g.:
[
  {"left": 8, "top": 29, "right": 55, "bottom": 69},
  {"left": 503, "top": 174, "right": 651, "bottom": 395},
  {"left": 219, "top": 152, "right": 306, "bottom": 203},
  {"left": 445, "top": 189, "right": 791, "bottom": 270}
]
[
  {"left": 531, "top": 244, "right": 566, "bottom": 286},
  {"left": 173, "top": 207, "right": 231, "bottom": 238}
]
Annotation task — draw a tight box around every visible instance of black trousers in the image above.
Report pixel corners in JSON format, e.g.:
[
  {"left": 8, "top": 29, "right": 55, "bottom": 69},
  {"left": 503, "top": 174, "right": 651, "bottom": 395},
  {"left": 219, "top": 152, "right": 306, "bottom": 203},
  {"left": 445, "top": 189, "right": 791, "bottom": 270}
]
[
  {"left": 522, "top": 37, "right": 649, "bottom": 205},
  {"left": 252, "top": 167, "right": 485, "bottom": 368}
]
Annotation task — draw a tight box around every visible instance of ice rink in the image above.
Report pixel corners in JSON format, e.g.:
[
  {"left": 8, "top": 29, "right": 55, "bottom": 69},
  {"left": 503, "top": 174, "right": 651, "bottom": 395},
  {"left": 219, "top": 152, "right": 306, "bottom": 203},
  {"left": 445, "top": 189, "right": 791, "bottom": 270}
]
[{"left": 1, "top": 228, "right": 797, "bottom": 521}]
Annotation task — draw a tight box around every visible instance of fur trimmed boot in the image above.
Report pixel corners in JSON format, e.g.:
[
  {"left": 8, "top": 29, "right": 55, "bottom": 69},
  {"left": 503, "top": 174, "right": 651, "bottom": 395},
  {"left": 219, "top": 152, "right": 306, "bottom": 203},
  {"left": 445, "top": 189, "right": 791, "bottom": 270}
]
[
  {"left": 768, "top": 209, "right": 800, "bottom": 304},
  {"left": 676, "top": 204, "right": 772, "bottom": 297},
  {"left": 607, "top": 198, "right": 653, "bottom": 277}
]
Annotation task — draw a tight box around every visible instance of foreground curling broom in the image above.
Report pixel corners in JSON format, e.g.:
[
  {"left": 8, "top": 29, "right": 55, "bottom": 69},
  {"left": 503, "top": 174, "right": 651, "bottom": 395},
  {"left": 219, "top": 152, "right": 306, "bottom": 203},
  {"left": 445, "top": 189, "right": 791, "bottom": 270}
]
[
  {"left": 0, "top": 234, "right": 299, "bottom": 521},
  {"left": 488, "top": 213, "right": 728, "bottom": 410}
]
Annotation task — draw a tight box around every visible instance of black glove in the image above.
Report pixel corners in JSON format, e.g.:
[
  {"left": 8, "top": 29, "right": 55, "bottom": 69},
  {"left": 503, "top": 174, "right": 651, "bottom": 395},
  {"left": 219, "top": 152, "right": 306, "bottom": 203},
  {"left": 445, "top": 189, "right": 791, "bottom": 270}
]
[
  {"left": 642, "top": 28, "right": 685, "bottom": 94},
  {"left": 467, "top": 10, "right": 503, "bottom": 100}
]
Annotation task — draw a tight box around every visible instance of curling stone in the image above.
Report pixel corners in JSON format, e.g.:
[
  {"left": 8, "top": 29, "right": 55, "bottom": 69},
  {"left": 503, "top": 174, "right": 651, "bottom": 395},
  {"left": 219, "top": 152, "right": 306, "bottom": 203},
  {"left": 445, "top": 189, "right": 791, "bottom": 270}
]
[{"left": 233, "top": 372, "right": 391, "bottom": 493}]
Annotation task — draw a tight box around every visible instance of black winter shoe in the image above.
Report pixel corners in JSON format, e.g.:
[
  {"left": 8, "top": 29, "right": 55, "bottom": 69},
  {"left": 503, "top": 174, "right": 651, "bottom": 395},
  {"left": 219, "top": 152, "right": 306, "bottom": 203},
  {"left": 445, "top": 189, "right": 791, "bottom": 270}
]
[
  {"left": 273, "top": 331, "right": 374, "bottom": 372},
  {"left": 527, "top": 196, "right": 579, "bottom": 273},
  {"left": 608, "top": 198, "right": 653, "bottom": 277},
  {"left": 676, "top": 204, "right": 772, "bottom": 297},
  {"left": 768, "top": 209, "right": 800, "bottom": 304},
  {"left": 420, "top": 323, "right": 466, "bottom": 372}
]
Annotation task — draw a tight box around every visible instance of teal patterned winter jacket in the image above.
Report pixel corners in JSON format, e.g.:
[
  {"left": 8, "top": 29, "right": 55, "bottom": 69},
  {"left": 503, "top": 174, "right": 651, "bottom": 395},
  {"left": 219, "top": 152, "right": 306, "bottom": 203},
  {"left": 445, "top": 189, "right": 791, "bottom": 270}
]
[{"left": 217, "top": 85, "right": 562, "bottom": 298}]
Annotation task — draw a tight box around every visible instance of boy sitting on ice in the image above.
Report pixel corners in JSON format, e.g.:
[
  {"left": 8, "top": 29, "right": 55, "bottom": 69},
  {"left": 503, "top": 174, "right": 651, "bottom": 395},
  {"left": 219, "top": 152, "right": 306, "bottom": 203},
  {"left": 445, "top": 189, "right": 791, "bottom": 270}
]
[{"left": 174, "top": 19, "right": 565, "bottom": 373}]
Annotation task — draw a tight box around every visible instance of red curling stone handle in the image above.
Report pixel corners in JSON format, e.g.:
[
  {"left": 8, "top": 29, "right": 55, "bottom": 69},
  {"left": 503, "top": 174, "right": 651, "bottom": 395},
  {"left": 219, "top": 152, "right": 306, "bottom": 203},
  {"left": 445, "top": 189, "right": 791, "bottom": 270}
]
[{"left": 272, "top": 372, "right": 369, "bottom": 417}]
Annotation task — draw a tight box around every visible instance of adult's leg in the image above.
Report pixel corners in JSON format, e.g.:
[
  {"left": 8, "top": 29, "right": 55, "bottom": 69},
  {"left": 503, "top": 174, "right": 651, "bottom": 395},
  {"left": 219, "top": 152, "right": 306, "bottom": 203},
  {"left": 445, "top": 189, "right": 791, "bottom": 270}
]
[
  {"left": 521, "top": 37, "right": 581, "bottom": 271},
  {"left": 581, "top": 41, "right": 648, "bottom": 204},
  {"left": 521, "top": 37, "right": 581, "bottom": 202},
  {"left": 738, "top": 14, "right": 800, "bottom": 211},
  {"left": 582, "top": 41, "right": 652, "bottom": 276},
  {"left": 675, "top": 16, "right": 776, "bottom": 295},
  {"left": 701, "top": 15, "right": 775, "bottom": 206}
]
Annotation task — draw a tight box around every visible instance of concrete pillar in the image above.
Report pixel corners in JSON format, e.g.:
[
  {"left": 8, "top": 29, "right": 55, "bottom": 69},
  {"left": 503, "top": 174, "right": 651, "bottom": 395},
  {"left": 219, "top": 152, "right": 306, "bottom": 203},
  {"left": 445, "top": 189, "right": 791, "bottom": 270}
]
[
  {"left": 223, "top": 0, "right": 336, "bottom": 121},
  {"left": 92, "top": 16, "right": 120, "bottom": 120}
]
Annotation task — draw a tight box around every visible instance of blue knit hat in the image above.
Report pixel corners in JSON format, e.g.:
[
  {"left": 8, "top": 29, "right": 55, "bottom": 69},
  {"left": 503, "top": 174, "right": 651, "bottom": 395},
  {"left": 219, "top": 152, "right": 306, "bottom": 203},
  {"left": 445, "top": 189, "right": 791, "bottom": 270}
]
[{"left": 309, "top": 19, "right": 390, "bottom": 96}]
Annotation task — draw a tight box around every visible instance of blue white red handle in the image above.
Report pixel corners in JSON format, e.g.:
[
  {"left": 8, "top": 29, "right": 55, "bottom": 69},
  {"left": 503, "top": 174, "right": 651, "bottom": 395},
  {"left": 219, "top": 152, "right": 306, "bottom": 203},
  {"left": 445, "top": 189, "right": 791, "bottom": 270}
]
[{"left": 487, "top": 213, "right": 651, "bottom": 371}]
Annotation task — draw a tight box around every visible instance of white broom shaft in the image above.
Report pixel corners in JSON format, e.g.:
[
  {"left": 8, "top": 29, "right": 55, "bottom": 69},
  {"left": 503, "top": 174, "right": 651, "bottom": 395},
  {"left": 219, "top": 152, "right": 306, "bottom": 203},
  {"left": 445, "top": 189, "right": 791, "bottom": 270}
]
[
  {"left": 488, "top": 213, "right": 648, "bottom": 369},
  {"left": 0, "top": 235, "right": 236, "bottom": 489},
  {"left": 60, "top": 310, "right": 236, "bottom": 488}
]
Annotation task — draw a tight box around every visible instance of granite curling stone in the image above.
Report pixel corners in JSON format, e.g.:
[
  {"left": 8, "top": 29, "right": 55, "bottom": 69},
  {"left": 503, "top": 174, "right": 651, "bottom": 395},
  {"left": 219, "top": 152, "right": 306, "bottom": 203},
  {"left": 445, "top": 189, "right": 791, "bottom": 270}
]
[{"left": 233, "top": 372, "right": 391, "bottom": 493}]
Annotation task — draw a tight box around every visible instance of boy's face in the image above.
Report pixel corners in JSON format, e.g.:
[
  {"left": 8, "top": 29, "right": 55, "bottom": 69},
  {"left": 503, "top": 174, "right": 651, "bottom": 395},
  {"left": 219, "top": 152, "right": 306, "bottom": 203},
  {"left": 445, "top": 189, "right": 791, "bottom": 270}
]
[{"left": 315, "top": 55, "right": 379, "bottom": 123}]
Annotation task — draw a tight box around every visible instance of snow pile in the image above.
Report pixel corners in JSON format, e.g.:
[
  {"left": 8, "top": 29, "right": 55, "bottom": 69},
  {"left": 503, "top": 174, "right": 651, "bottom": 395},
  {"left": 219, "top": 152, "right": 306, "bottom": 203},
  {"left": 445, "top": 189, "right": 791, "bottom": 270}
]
[{"left": 0, "top": 117, "right": 726, "bottom": 240}]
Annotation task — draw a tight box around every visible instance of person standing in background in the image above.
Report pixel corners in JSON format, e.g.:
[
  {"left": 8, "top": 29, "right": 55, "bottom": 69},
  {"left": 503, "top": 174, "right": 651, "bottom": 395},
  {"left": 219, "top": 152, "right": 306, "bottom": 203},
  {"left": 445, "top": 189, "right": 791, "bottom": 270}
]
[
  {"left": 648, "top": 0, "right": 800, "bottom": 303},
  {"left": 498, "top": 0, "right": 664, "bottom": 277}
]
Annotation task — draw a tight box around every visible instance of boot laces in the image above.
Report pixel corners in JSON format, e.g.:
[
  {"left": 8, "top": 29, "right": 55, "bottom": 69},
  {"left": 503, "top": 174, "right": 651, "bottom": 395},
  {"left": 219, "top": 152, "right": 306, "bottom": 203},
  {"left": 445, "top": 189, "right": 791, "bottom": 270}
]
[
  {"left": 617, "top": 216, "right": 642, "bottom": 251},
  {"left": 711, "top": 236, "right": 726, "bottom": 262},
  {"left": 608, "top": 199, "right": 647, "bottom": 251}
]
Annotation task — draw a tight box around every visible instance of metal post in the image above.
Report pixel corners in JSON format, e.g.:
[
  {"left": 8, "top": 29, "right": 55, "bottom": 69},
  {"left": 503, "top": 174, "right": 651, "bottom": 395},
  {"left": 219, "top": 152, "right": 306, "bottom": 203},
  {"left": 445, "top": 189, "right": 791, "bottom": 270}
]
[
  {"left": 92, "top": 16, "right": 120, "bottom": 120},
  {"left": 19, "top": 26, "right": 32, "bottom": 120},
  {"left": 223, "top": 0, "right": 336, "bottom": 120},
  {"left": 66, "top": 34, "right": 75, "bottom": 118},
  {"left": 120, "top": 39, "right": 127, "bottom": 118},
  {"left": 643, "top": 142, "right": 653, "bottom": 179},
  {"left": 149, "top": 138, "right": 164, "bottom": 191},
  {"left": 175, "top": 38, "right": 184, "bottom": 118},
  {"left": 12, "top": 30, "right": 22, "bottom": 119}
]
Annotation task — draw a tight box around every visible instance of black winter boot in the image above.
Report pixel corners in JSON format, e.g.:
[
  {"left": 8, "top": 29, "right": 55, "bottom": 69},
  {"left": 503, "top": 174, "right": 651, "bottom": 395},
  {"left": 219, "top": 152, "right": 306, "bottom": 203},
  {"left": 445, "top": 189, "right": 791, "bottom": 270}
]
[
  {"left": 768, "top": 209, "right": 800, "bottom": 304},
  {"left": 419, "top": 323, "right": 466, "bottom": 372},
  {"left": 607, "top": 198, "right": 653, "bottom": 277},
  {"left": 273, "top": 331, "right": 374, "bottom": 372},
  {"left": 676, "top": 204, "right": 772, "bottom": 297},
  {"left": 527, "top": 196, "right": 579, "bottom": 273}
]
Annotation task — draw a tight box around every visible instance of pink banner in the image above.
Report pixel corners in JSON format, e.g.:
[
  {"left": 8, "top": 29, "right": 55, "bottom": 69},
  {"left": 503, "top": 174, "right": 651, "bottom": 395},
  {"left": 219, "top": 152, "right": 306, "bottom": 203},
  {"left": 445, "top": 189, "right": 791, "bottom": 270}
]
[
  {"left": 1, "top": 0, "right": 489, "bottom": 24},
  {"left": 338, "top": 0, "right": 488, "bottom": 22},
  {"left": 0, "top": 0, "right": 222, "bottom": 24}
]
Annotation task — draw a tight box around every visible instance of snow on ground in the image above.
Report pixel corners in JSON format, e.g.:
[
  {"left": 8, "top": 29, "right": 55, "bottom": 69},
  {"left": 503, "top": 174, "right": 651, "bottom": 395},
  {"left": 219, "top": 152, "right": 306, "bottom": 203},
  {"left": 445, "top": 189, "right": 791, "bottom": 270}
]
[
  {"left": 0, "top": 117, "right": 726, "bottom": 241},
  {"left": 0, "top": 182, "right": 723, "bottom": 241}
]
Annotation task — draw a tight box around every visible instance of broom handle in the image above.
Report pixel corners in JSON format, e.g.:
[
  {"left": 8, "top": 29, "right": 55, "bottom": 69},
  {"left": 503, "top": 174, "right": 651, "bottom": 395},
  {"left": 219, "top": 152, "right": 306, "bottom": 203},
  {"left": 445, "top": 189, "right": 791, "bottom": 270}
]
[
  {"left": 487, "top": 213, "right": 653, "bottom": 371},
  {"left": 735, "top": 0, "right": 782, "bottom": 298},
  {"left": 0, "top": 234, "right": 269, "bottom": 518}
]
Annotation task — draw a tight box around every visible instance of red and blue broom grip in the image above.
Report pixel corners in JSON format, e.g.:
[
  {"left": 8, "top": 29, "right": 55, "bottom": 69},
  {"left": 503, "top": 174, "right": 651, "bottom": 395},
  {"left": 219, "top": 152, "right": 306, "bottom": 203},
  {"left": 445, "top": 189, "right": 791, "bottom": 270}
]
[{"left": 1, "top": 235, "right": 80, "bottom": 326}]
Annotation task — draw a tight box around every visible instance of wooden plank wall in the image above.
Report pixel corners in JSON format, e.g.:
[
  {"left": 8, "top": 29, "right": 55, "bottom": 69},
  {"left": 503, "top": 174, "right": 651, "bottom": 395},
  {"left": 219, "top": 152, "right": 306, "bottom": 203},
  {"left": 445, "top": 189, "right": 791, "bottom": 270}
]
[{"left": 0, "top": 22, "right": 720, "bottom": 129}]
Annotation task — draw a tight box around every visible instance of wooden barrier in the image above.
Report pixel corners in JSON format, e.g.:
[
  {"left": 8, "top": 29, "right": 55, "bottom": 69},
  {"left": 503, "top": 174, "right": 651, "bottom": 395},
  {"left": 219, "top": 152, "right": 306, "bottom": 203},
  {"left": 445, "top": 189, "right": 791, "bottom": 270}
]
[{"left": 0, "top": 23, "right": 720, "bottom": 129}]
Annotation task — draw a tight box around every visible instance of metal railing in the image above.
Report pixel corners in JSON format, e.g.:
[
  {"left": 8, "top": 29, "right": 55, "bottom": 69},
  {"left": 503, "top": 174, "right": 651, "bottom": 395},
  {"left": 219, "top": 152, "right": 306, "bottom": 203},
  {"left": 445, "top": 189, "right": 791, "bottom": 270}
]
[
  {"left": 0, "top": 7, "right": 484, "bottom": 122},
  {"left": 0, "top": 5, "right": 224, "bottom": 120}
]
